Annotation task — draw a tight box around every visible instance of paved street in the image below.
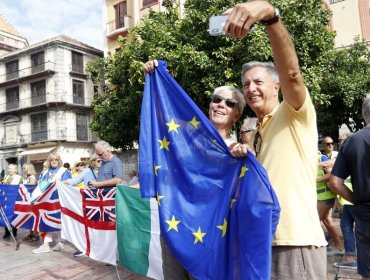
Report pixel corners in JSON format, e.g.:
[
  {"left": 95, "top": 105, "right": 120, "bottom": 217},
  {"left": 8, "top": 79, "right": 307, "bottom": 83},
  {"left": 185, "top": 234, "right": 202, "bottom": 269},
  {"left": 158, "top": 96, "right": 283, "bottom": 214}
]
[
  {"left": 0, "top": 228, "right": 150, "bottom": 280},
  {"left": 0, "top": 222, "right": 363, "bottom": 280}
]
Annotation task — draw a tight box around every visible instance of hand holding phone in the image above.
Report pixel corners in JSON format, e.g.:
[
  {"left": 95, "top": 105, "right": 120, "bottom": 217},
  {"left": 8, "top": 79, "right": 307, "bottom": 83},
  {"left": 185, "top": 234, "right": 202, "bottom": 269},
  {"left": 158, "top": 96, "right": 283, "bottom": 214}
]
[{"left": 209, "top": 15, "right": 254, "bottom": 36}]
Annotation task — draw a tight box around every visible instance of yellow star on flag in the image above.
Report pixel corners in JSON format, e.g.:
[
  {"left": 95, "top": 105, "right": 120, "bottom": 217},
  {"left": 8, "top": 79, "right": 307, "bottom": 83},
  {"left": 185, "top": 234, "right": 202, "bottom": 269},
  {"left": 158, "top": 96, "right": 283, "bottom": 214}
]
[
  {"left": 156, "top": 192, "right": 165, "bottom": 206},
  {"left": 166, "top": 215, "right": 181, "bottom": 232},
  {"left": 239, "top": 165, "right": 248, "bottom": 178},
  {"left": 230, "top": 198, "right": 237, "bottom": 209},
  {"left": 217, "top": 218, "right": 228, "bottom": 238},
  {"left": 192, "top": 227, "right": 206, "bottom": 244},
  {"left": 166, "top": 118, "right": 181, "bottom": 133},
  {"left": 157, "top": 136, "right": 170, "bottom": 151},
  {"left": 189, "top": 116, "right": 201, "bottom": 129},
  {"left": 154, "top": 163, "right": 161, "bottom": 176}
]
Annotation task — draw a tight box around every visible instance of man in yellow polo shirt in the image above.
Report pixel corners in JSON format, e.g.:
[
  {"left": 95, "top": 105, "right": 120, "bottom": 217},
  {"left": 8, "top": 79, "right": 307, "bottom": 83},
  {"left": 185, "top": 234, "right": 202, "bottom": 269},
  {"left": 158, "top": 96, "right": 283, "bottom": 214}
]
[{"left": 225, "top": 1, "right": 327, "bottom": 279}]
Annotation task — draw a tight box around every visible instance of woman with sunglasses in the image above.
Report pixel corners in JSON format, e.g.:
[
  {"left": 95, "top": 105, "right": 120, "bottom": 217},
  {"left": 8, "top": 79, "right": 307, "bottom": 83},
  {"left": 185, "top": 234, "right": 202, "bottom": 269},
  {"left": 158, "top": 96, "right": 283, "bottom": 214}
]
[
  {"left": 144, "top": 60, "right": 248, "bottom": 280},
  {"left": 64, "top": 154, "right": 101, "bottom": 189},
  {"left": 144, "top": 60, "right": 248, "bottom": 155},
  {"left": 69, "top": 161, "right": 86, "bottom": 189}
]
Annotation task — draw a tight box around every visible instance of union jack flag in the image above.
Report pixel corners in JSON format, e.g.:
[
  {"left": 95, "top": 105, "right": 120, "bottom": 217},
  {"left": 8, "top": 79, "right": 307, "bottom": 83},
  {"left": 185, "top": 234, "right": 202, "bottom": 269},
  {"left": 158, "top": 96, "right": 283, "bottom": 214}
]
[
  {"left": 84, "top": 187, "right": 116, "bottom": 224},
  {"left": 59, "top": 182, "right": 117, "bottom": 265},
  {"left": 11, "top": 183, "right": 61, "bottom": 232}
]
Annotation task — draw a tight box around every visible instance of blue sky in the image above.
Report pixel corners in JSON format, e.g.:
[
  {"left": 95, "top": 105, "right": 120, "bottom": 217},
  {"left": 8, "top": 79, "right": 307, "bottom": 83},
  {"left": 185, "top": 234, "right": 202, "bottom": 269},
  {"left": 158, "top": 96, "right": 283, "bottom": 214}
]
[{"left": 0, "top": 0, "right": 104, "bottom": 50}]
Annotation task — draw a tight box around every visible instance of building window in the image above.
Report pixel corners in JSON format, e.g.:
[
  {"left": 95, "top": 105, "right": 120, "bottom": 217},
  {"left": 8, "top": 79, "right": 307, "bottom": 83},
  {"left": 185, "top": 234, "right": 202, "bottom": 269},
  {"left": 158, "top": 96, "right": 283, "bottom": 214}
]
[
  {"left": 31, "top": 80, "right": 46, "bottom": 105},
  {"left": 5, "top": 87, "right": 19, "bottom": 111},
  {"left": 31, "top": 51, "right": 45, "bottom": 73},
  {"left": 143, "top": 0, "right": 158, "bottom": 7},
  {"left": 76, "top": 114, "right": 88, "bottom": 141},
  {"left": 6, "top": 60, "right": 19, "bottom": 80},
  {"left": 114, "top": 2, "right": 127, "bottom": 29},
  {"left": 31, "top": 112, "right": 47, "bottom": 142},
  {"left": 73, "top": 80, "right": 85, "bottom": 104},
  {"left": 72, "top": 51, "right": 84, "bottom": 73}
]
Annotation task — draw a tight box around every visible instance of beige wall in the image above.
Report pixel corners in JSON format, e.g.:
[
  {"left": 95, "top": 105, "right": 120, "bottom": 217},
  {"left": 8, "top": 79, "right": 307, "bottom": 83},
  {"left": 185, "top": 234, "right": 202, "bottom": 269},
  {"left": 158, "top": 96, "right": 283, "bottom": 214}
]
[{"left": 330, "top": 0, "right": 362, "bottom": 47}]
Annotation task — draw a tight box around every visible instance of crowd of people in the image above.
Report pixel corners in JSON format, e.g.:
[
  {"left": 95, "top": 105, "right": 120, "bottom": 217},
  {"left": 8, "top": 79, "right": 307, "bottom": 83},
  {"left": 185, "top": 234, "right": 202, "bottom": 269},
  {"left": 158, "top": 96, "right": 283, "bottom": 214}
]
[{"left": 1, "top": 141, "right": 141, "bottom": 256}]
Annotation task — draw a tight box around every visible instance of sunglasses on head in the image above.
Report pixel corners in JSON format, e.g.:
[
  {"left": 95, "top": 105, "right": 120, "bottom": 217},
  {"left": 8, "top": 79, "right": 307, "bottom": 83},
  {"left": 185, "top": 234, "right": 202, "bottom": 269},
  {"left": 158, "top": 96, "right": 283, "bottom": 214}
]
[{"left": 211, "top": 94, "right": 238, "bottom": 108}]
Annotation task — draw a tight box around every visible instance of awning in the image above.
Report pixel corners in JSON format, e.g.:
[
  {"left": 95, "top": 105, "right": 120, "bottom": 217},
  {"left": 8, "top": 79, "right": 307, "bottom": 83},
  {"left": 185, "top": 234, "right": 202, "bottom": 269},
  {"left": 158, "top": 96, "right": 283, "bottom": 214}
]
[{"left": 19, "top": 146, "right": 56, "bottom": 156}]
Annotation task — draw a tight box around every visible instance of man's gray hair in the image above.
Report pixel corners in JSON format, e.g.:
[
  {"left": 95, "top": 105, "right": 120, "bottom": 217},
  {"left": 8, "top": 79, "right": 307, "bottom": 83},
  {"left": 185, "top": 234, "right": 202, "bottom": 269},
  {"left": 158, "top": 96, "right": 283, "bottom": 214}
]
[
  {"left": 212, "top": 86, "right": 246, "bottom": 113},
  {"left": 241, "top": 61, "right": 279, "bottom": 84},
  {"left": 362, "top": 93, "right": 370, "bottom": 123},
  {"left": 96, "top": 140, "right": 112, "bottom": 152}
]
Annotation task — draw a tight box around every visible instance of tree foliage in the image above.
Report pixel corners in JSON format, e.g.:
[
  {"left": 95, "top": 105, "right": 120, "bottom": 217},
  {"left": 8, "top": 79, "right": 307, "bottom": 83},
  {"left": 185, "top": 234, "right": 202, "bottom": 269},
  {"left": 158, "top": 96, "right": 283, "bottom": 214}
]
[
  {"left": 87, "top": 0, "right": 367, "bottom": 149},
  {"left": 318, "top": 37, "right": 370, "bottom": 137}
]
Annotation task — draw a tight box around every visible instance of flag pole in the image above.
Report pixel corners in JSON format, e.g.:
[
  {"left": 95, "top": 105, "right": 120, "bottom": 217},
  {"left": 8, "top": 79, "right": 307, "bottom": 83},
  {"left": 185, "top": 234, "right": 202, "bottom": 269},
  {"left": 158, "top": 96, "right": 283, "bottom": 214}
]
[{"left": 0, "top": 203, "right": 20, "bottom": 250}]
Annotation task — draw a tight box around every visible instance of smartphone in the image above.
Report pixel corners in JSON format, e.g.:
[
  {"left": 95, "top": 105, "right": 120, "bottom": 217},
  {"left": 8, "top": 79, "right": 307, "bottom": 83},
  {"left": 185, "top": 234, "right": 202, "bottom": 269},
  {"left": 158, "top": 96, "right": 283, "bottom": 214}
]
[
  {"left": 209, "top": 15, "right": 228, "bottom": 36},
  {"left": 209, "top": 15, "right": 255, "bottom": 36}
]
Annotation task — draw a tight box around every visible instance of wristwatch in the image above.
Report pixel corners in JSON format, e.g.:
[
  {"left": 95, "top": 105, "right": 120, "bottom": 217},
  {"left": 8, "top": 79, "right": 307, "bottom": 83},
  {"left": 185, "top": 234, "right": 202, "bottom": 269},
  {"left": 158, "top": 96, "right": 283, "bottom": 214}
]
[{"left": 260, "top": 8, "right": 280, "bottom": 26}]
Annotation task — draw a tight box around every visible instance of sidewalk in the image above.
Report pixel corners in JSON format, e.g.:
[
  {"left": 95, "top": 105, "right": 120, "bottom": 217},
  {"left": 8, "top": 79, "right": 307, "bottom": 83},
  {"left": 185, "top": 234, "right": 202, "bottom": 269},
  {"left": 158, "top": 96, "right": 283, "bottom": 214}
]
[
  {"left": 0, "top": 224, "right": 362, "bottom": 280},
  {"left": 326, "top": 217, "right": 361, "bottom": 280},
  {"left": 0, "top": 228, "right": 151, "bottom": 280}
]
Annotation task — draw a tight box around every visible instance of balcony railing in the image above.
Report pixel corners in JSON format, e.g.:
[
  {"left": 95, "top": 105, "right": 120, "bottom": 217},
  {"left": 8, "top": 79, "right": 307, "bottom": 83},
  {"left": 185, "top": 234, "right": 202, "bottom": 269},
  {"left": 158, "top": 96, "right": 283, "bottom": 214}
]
[
  {"left": 6, "top": 71, "right": 19, "bottom": 81},
  {"left": 0, "top": 61, "right": 56, "bottom": 84},
  {"left": 31, "top": 131, "right": 48, "bottom": 142},
  {"left": 32, "top": 64, "right": 45, "bottom": 74},
  {"left": 6, "top": 101, "right": 19, "bottom": 111},
  {"left": 31, "top": 95, "right": 47, "bottom": 106},
  {"left": 106, "top": 16, "right": 131, "bottom": 35},
  {"left": 73, "top": 96, "right": 85, "bottom": 105},
  {"left": 77, "top": 129, "right": 88, "bottom": 141},
  {"left": 71, "top": 64, "right": 84, "bottom": 73},
  {"left": 0, "top": 126, "right": 95, "bottom": 147}
]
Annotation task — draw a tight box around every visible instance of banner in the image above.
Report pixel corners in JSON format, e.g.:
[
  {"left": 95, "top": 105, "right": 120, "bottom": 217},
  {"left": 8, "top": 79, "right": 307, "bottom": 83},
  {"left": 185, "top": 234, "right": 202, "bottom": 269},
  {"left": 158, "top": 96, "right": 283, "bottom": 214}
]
[
  {"left": 58, "top": 182, "right": 117, "bottom": 265},
  {"left": 116, "top": 185, "right": 163, "bottom": 280}
]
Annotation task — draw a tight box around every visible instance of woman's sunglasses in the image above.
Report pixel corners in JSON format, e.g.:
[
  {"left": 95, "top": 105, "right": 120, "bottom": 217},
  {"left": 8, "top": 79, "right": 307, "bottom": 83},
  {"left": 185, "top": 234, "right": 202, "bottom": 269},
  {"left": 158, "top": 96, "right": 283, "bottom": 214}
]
[{"left": 211, "top": 94, "right": 238, "bottom": 108}]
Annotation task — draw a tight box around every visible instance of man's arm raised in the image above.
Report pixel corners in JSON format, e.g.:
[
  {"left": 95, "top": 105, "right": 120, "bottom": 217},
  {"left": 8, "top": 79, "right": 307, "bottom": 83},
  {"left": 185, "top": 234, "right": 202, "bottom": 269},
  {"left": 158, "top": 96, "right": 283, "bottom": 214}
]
[{"left": 224, "top": 1, "right": 306, "bottom": 110}]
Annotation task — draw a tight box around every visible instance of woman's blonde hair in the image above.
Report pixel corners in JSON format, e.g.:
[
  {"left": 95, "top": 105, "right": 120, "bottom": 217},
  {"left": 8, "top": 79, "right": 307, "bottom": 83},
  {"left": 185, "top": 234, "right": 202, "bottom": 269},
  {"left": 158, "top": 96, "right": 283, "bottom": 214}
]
[
  {"left": 47, "top": 152, "right": 63, "bottom": 168},
  {"left": 89, "top": 154, "right": 99, "bottom": 166},
  {"left": 23, "top": 163, "right": 37, "bottom": 176}
]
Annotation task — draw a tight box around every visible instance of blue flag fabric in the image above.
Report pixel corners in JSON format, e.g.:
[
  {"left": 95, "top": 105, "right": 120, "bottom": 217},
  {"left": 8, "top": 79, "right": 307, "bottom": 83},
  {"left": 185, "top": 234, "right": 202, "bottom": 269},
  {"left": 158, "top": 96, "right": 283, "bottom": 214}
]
[
  {"left": 139, "top": 60, "right": 280, "bottom": 280},
  {"left": 0, "top": 184, "right": 19, "bottom": 227}
]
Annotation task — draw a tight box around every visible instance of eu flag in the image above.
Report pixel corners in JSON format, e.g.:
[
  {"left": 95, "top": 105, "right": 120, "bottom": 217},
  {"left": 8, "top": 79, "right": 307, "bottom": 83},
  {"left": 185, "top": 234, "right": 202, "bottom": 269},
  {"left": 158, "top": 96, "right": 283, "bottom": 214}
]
[
  {"left": 0, "top": 184, "right": 19, "bottom": 227},
  {"left": 139, "top": 60, "right": 280, "bottom": 280}
]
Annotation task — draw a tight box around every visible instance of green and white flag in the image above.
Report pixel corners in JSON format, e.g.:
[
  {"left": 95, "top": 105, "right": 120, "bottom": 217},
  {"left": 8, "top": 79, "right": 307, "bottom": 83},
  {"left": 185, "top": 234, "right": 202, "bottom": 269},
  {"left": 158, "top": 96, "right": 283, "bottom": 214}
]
[{"left": 116, "top": 185, "right": 163, "bottom": 280}]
